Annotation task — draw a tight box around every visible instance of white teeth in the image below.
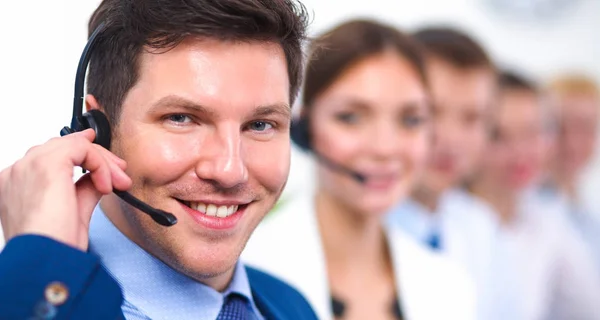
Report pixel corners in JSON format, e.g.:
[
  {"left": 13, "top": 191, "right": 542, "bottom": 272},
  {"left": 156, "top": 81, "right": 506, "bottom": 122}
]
[
  {"left": 206, "top": 204, "right": 217, "bottom": 216},
  {"left": 188, "top": 202, "right": 240, "bottom": 218},
  {"left": 216, "top": 206, "right": 228, "bottom": 218}
]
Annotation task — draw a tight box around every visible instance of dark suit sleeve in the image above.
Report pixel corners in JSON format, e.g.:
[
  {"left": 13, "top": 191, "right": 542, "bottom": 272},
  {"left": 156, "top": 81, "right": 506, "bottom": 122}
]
[{"left": 0, "top": 234, "right": 124, "bottom": 320}]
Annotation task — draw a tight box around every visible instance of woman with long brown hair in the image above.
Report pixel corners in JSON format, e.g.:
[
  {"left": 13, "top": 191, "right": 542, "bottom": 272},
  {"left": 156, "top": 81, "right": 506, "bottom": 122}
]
[{"left": 242, "top": 19, "right": 476, "bottom": 320}]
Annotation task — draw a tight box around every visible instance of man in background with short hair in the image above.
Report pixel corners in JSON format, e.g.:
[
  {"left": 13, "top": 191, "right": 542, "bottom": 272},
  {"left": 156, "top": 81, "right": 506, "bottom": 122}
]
[
  {"left": 470, "top": 70, "right": 600, "bottom": 320},
  {"left": 384, "top": 27, "right": 507, "bottom": 319},
  {"left": 544, "top": 74, "right": 600, "bottom": 271}
]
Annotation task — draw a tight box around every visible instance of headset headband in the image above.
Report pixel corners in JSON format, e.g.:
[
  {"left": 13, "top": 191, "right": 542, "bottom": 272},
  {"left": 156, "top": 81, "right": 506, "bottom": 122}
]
[{"left": 71, "top": 22, "right": 107, "bottom": 130}]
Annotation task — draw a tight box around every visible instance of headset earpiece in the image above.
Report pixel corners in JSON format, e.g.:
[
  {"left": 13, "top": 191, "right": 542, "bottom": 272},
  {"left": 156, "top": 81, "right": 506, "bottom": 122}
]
[
  {"left": 61, "top": 109, "right": 112, "bottom": 150},
  {"left": 80, "top": 109, "right": 112, "bottom": 150},
  {"left": 60, "top": 21, "right": 178, "bottom": 226},
  {"left": 290, "top": 116, "right": 311, "bottom": 151}
]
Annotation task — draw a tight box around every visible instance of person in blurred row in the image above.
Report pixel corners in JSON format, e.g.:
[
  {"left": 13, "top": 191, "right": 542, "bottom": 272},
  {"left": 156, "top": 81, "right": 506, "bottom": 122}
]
[
  {"left": 384, "top": 27, "right": 502, "bottom": 319},
  {"left": 242, "top": 19, "right": 476, "bottom": 320},
  {"left": 468, "top": 71, "right": 600, "bottom": 320},
  {"left": 543, "top": 74, "right": 600, "bottom": 271}
]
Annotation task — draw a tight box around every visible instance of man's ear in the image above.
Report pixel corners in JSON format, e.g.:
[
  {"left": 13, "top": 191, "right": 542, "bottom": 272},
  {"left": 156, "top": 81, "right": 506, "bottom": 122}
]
[{"left": 85, "top": 94, "right": 102, "bottom": 112}]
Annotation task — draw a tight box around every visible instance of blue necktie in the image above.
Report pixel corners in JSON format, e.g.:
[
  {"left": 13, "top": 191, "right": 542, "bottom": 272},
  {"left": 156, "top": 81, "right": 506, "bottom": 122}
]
[
  {"left": 216, "top": 293, "right": 250, "bottom": 320},
  {"left": 426, "top": 230, "right": 442, "bottom": 251}
]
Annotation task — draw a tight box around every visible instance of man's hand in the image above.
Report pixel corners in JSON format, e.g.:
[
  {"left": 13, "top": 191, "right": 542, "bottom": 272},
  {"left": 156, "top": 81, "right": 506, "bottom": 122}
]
[{"left": 0, "top": 129, "right": 132, "bottom": 251}]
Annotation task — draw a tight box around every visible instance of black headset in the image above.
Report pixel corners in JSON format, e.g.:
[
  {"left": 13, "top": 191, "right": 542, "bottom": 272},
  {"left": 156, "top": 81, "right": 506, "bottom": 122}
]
[
  {"left": 290, "top": 113, "right": 366, "bottom": 183},
  {"left": 289, "top": 116, "right": 311, "bottom": 151},
  {"left": 60, "top": 22, "right": 178, "bottom": 227}
]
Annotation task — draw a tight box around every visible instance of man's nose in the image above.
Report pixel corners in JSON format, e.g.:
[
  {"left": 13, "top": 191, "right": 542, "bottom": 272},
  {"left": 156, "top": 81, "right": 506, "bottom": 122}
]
[
  {"left": 194, "top": 125, "right": 248, "bottom": 189},
  {"left": 433, "top": 117, "right": 462, "bottom": 149}
]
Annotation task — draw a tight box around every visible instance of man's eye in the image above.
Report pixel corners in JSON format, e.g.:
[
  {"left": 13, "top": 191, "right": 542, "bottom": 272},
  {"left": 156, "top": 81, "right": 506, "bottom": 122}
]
[
  {"left": 335, "top": 112, "right": 358, "bottom": 124},
  {"left": 248, "top": 121, "right": 273, "bottom": 131},
  {"left": 401, "top": 115, "right": 425, "bottom": 128},
  {"left": 167, "top": 114, "right": 192, "bottom": 123}
]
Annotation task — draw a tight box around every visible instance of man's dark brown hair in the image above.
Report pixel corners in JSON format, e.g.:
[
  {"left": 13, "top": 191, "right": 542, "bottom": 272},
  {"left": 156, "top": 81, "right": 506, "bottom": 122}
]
[
  {"left": 302, "top": 19, "right": 427, "bottom": 108},
  {"left": 86, "top": 0, "right": 310, "bottom": 125},
  {"left": 412, "top": 27, "right": 494, "bottom": 71},
  {"left": 498, "top": 70, "right": 538, "bottom": 93}
]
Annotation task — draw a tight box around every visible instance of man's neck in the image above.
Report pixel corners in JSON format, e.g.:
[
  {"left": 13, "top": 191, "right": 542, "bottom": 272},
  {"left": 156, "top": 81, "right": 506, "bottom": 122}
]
[
  {"left": 552, "top": 171, "right": 578, "bottom": 201},
  {"left": 469, "top": 177, "right": 517, "bottom": 226},
  {"left": 411, "top": 183, "right": 445, "bottom": 213},
  {"left": 99, "top": 196, "right": 141, "bottom": 245}
]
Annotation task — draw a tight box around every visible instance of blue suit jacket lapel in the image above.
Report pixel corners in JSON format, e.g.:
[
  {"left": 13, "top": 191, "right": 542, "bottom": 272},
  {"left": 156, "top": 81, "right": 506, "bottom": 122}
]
[{"left": 250, "top": 287, "right": 287, "bottom": 320}]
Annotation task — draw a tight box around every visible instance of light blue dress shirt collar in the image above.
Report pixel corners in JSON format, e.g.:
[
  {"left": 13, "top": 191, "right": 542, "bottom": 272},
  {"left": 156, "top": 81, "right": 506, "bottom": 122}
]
[
  {"left": 386, "top": 197, "right": 433, "bottom": 244},
  {"left": 88, "top": 205, "right": 263, "bottom": 320},
  {"left": 385, "top": 189, "right": 455, "bottom": 244}
]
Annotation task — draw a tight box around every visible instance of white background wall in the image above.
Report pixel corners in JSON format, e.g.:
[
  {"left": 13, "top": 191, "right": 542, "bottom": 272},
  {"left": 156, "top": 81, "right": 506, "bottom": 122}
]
[{"left": 0, "top": 1, "right": 599, "bottom": 215}]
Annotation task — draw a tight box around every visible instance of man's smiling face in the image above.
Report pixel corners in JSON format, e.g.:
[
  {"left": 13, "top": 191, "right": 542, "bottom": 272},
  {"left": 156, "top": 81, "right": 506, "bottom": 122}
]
[{"left": 98, "top": 37, "right": 291, "bottom": 290}]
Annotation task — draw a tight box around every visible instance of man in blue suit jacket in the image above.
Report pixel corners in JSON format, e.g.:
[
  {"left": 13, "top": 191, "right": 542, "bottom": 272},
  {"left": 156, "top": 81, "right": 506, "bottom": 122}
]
[
  {"left": 0, "top": 235, "right": 316, "bottom": 319},
  {"left": 0, "top": 0, "right": 317, "bottom": 319}
]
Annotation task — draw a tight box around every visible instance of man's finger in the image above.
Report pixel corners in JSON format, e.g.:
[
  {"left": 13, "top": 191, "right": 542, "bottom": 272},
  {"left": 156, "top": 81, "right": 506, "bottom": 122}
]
[
  {"left": 75, "top": 173, "right": 104, "bottom": 223},
  {"left": 0, "top": 166, "right": 9, "bottom": 186},
  {"left": 74, "top": 128, "right": 97, "bottom": 143},
  {"left": 107, "top": 158, "right": 132, "bottom": 191},
  {"left": 90, "top": 150, "right": 132, "bottom": 193},
  {"left": 94, "top": 144, "right": 128, "bottom": 170},
  {"left": 67, "top": 140, "right": 113, "bottom": 194},
  {"left": 0, "top": 166, "right": 11, "bottom": 217}
]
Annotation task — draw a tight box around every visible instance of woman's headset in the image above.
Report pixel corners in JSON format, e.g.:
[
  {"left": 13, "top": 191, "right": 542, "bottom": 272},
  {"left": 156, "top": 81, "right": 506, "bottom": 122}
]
[
  {"left": 289, "top": 116, "right": 311, "bottom": 151},
  {"left": 289, "top": 113, "right": 366, "bottom": 183}
]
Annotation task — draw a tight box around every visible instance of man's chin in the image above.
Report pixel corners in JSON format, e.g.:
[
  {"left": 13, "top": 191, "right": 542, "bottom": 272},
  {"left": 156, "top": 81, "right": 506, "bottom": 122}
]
[
  {"left": 170, "top": 252, "right": 240, "bottom": 289},
  {"left": 418, "top": 174, "right": 456, "bottom": 196}
]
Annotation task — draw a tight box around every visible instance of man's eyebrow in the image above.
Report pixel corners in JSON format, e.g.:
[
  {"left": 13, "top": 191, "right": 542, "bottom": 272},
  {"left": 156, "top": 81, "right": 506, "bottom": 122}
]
[
  {"left": 149, "top": 95, "right": 291, "bottom": 119},
  {"left": 400, "top": 97, "right": 431, "bottom": 110},
  {"left": 149, "top": 95, "right": 216, "bottom": 117},
  {"left": 252, "top": 104, "right": 292, "bottom": 119}
]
